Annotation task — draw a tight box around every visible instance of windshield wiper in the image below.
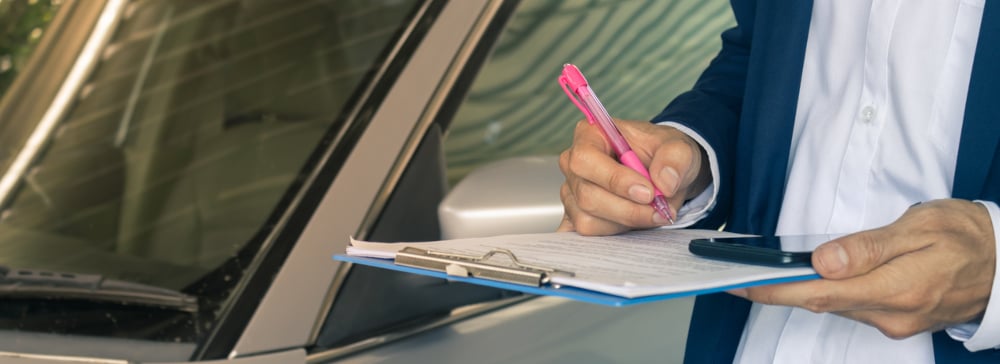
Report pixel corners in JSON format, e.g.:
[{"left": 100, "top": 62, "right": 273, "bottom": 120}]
[{"left": 0, "top": 266, "right": 198, "bottom": 312}]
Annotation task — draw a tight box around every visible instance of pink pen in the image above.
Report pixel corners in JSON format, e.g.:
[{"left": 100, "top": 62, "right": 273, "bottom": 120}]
[{"left": 558, "top": 64, "right": 675, "bottom": 224}]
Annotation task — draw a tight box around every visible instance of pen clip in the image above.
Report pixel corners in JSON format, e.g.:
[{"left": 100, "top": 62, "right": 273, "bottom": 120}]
[
  {"left": 394, "top": 247, "right": 575, "bottom": 286},
  {"left": 559, "top": 74, "right": 596, "bottom": 124}
]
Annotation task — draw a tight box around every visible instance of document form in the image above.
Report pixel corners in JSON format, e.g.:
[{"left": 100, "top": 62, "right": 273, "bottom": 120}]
[{"left": 346, "top": 229, "right": 818, "bottom": 299}]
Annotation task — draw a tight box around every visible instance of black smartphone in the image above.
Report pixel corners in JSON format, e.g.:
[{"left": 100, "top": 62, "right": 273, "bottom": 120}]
[{"left": 689, "top": 236, "right": 820, "bottom": 267}]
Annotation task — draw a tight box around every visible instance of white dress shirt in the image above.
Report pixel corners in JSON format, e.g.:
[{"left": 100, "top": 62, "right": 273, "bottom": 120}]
[{"left": 663, "top": 0, "right": 1000, "bottom": 362}]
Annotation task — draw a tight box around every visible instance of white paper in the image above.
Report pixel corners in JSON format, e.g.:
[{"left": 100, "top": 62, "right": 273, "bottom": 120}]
[{"left": 347, "top": 229, "right": 817, "bottom": 298}]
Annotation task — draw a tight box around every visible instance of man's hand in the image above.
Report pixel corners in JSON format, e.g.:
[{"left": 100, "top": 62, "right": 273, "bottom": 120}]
[
  {"left": 730, "top": 199, "right": 997, "bottom": 339},
  {"left": 557, "top": 119, "right": 711, "bottom": 236}
]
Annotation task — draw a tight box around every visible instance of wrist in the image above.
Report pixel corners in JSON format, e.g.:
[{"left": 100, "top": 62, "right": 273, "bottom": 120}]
[{"left": 685, "top": 143, "right": 712, "bottom": 200}]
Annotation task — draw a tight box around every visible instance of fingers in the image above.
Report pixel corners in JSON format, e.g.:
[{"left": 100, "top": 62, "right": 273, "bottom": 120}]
[
  {"left": 556, "top": 214, "right": 574, "bottom": 232},
  {"left": 733, "top": 269, "right": 948, "bottom": 339},
  {"left": 559, "top": 181, "right": 628, "bottom": 235},
  {"left": 646, "top": 137, "right": 700, "bottom": 199},
  {"left": 734, "top": 284, "right": 940, "bottom": 339},
  {"left": 810, "top": 228, "right": 925, "bottom": 279},
  {"left": 563, "top": 121, "right": 659, "bottom": 205},
  {"left": 840, "top": 310, "right": 938, "bottom": 340},
  {"left": 558, "top": 119, "right": 714, "bottom": 234},
  {"left": 734, "top": 238, "right": 949, "bottom": 312},
  {"left": 732, "top": 269, "right": 896, "bottom": 313},
  {"left": 558, "top": 121, "right": 676, "bottom": 234},
  {"left": 732, "top": 232, "right": 993, "bottom": 338},
  {"left": 812, "top": 199, "right": 989, "bottom": 280},
  {"left": 728, "top": 199, "right": 996, "bottom": 340},
  {"left": 559, "top": 176, "right": 662, "bottom": 235}
]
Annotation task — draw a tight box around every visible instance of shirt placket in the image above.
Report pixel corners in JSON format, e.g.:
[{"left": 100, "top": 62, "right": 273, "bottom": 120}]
[
  {"left": 824, "top": 0, "right": 899, "bottom": 234},
  {"left": 773, "top": 1, "right": 902, "bottom": 363}
]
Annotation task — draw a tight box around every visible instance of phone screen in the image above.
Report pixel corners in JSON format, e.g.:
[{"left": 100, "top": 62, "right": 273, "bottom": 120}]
[{"left": 688, "top": 235, "right": 831, "bottom": 267}]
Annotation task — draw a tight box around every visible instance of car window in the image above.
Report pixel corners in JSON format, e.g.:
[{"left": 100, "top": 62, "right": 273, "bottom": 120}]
[
  {"left": 443, "top": 0, "right": 735, "bottom": 185},
  {"left": 0, "top": 0, "right": 421, "bottom": 354}
]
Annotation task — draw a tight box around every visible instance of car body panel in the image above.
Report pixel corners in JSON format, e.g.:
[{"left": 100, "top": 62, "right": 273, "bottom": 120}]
[
  {"left": 0, "top": 348, "right": 303, "bottom": 364},
  {"left": 0, "top": 331, "right": 193, "bottom": 363},
  {"left": 334, "top": 296, "right": 692, "bottom": 364}
]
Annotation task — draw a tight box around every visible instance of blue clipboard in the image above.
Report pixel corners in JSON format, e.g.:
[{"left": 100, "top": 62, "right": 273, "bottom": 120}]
[{"left": 334, "top": 254, "right": 820, "bottom": 307}]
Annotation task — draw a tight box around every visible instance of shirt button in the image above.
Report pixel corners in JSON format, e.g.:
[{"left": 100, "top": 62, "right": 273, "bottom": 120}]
[{"left": 860, "top": 106, "right": 876, "bottom": 123}]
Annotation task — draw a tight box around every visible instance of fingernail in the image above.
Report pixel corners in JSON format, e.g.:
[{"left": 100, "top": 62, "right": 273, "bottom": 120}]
[
  {"left": 628, "top": 185, "right": 652, "bottom": 203},
  {"left": 659, "top": 167, "right": 680, "bottom": 194},
  {"left": 817, "top": 242, "right": 848, "bottom": 273},
  {"left": 652, "top": 210, "right": 669, "bottom": 225}
]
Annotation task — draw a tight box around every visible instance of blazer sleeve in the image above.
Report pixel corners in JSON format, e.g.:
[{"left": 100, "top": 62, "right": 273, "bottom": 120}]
[{"left": 650, "top": 0, "right": 756, "bottom": 229}]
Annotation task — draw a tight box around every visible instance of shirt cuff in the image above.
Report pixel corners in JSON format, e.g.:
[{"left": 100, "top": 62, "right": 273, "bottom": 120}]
[
  {"left": 945, "top": 200, "right": 1000, "bottom": 351},
  {"left": 653, "top": 121, "right": 719, "bottom": 229}
]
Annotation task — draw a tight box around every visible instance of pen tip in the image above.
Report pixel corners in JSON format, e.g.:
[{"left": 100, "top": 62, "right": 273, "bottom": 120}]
[{"left": 652, "top": 196, "right": 675, "bottom": 224}]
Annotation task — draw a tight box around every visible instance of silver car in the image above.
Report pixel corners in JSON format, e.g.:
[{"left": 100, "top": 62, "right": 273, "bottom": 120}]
[{"left": 0, "top": 0, "right": 732, "bottom": 362}]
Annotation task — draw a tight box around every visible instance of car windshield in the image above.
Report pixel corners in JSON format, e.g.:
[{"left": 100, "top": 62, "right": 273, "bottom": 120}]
[
  {"left": 0, "top": 0, "right": 419, "bottom": 344},
  {"left": 0, "top": 0, "right": 63, "bottom": 100}
]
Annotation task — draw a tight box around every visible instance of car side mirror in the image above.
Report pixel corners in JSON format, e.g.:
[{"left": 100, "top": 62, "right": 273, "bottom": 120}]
[{"left": 439, "top": 155, "right": 564, "bottom": 239}]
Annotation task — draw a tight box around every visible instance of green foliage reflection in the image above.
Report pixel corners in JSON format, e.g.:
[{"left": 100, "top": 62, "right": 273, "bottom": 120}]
[{"left": 0, "top": 0, "right": 62, "bottom": 100}]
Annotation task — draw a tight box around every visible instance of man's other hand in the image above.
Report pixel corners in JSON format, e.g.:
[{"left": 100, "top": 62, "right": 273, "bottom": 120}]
[{"left": 731, "top": 199, "right": 996, "bottom": 339}]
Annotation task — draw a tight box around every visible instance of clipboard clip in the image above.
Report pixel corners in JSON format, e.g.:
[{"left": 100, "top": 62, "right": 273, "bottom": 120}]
[{"left": 394, "top": 247, "right": 575, "bottom": 287}]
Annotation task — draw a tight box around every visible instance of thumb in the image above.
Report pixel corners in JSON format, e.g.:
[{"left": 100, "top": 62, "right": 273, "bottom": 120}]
[{"left": 812, "top": 229, "right": 921, "bottom": 279}]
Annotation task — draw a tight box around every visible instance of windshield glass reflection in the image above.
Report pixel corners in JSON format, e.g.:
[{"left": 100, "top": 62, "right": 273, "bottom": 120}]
[{"left": 0, "top": 0, "right": 419, "bottom": 344}]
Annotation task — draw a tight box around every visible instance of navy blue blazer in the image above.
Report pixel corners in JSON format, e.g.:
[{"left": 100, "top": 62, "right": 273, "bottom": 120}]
[{"left": 653, "top": 0, "right": 1000, "bottom": 362}]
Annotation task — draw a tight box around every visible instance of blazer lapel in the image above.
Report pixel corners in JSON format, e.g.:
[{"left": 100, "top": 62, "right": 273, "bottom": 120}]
[
  {"left": 920, "top": 4, "right": 1000, "bottom": 362},
  {"left": 953, "top": 0, "right": 1000, "bottom": 201},
  {"left": 728, "top": 0, "right": 812, "bottom": 237}
]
